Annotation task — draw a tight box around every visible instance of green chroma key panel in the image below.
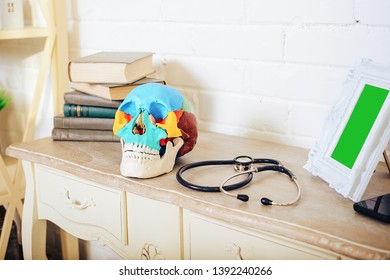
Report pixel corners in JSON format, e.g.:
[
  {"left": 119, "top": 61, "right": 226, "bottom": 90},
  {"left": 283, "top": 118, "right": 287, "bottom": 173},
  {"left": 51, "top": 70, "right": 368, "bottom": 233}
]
[{"left": 331, "top": 84, "right": 389, "bottom": 169}]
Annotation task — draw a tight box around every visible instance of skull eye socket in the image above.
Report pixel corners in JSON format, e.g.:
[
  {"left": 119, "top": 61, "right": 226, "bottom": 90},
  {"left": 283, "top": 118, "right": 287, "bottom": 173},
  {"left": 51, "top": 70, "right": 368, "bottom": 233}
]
[
  {"left": 119, "top": 101, "right": 169, "bottom": 124},
  {"left": 120, "top": 101, "right": 137, "bottom": 116},
  {"left": 149, "top": 102, "right": 168, "bottom": 121}
]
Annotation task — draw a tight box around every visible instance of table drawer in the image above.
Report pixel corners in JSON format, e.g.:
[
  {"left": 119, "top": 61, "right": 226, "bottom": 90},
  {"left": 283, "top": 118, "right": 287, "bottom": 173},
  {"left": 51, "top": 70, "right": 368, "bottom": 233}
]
[
  {"left": 35, "top": 165, "right": 126, "bottom": 244},
  {"left": 184, "top": 211, "right": 340, "bottom": 260},
  {"left": 127, "top": 193, "right": 181, "bottom": 260}
]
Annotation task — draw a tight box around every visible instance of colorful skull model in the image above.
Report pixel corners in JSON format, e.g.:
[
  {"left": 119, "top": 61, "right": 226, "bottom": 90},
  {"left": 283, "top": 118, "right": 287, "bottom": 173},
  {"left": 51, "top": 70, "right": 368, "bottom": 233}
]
[{"left": 113, "top": 83, "right": 198, "bottom": 178}]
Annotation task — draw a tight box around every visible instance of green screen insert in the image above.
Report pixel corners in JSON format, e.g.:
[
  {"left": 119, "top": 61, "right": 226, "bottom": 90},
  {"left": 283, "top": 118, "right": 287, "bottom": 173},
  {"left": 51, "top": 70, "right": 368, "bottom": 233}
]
[{"left": 331, "top": 84, "right": 389, "bottom": 169}]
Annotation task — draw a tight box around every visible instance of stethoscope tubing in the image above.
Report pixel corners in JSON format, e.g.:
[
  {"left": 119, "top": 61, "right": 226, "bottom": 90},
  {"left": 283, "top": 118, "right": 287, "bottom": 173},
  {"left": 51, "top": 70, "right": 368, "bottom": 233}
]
[
  {"left": 219, "top": 166, "right": 301, "bottom": 206},
  {"left": 176, "top": 159, "right": 254, "bottom": 192},
  {"left": 176, "top": 158, "right": 282, "bottom": 192}
]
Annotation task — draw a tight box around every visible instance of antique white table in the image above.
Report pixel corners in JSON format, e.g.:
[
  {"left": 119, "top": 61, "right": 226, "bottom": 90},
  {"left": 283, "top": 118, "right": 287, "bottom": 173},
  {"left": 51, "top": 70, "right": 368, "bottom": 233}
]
[{"left": 6, "top": 131, "right": 390, "bottom": 260}]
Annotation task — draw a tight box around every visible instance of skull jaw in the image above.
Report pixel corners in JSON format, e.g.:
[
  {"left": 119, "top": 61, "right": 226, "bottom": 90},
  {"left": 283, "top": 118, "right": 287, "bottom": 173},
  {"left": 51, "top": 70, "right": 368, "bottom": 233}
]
[{"left": 120, "top": 138, "right": 184, "bottom": 178}]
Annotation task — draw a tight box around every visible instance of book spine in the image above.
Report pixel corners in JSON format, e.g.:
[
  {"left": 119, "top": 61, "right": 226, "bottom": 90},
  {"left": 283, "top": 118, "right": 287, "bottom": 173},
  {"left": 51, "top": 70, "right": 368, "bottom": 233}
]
[
  {"left": 53, "top": 115, "right": 114, "bottom": 130},
  {"left": 63, "top": 104, "right": 117, "bottom": 118},
  {"left": 64, "top": 91, "right": 122, "bottom": 108},
  {"left": 51, "top": 128, "right": 120, "bottom": 142}
]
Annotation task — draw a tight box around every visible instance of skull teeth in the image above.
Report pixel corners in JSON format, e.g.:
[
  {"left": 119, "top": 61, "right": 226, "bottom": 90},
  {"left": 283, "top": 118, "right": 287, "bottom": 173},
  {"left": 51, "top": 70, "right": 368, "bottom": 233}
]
[
  {"left": 124, "top": 153, "right": 160, "bottom": 160},
  {"left": 123, "top": 143, "right": 160, "bottom": 160}
]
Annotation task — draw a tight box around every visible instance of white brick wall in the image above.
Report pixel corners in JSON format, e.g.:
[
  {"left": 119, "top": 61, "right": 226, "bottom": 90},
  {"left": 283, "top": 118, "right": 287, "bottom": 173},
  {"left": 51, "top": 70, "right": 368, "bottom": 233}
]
[
  {"left": 2, "top": 0, "right": 389, "bottom": 260},
  {"left": 356, "top": 0, "right": 390, "bottom": 25},
  {"left": 70, "top": 0, "right": 389, "bottom": 148},
  {"left": 285, "top": 25, "right": 390, "bottom": 66},
  {"left": 246, "top": 0, "right": 355, "bottom": 24},
  {"left": 2, "top": 0, "right": 390, "bottom": 150}
]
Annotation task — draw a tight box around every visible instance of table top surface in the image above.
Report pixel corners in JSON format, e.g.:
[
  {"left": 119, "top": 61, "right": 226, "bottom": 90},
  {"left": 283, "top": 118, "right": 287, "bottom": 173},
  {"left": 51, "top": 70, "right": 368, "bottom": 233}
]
[{"left": 6, "top": 130, "right": 390, "bottom": 259}]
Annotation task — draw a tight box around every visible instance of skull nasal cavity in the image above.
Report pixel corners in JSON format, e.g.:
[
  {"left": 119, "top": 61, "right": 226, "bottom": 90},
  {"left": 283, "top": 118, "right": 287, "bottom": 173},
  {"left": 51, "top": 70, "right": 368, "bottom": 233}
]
[{"left": 133, "top": 112, "right": 146, "bottom": 135}]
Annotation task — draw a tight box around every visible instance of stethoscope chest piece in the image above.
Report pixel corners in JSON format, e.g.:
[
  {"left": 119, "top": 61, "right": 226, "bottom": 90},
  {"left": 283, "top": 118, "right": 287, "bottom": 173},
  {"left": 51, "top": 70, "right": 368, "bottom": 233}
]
[{"left": 233, "top": 156, "right": 254, "bottom": 172}]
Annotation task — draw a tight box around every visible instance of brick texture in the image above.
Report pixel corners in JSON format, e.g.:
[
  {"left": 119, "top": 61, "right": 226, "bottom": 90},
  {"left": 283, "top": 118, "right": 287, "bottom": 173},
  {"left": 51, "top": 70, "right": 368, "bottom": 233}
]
[{"left": 2, "top": 0, "right": 390, "bottom": 149}]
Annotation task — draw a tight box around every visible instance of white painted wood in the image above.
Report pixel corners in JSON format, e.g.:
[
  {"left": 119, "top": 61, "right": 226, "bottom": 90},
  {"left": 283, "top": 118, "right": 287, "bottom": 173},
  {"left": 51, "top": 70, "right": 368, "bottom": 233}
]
[
  {"left": 35, "top": 165, "right": 126, "bottom": 244},
  {"left": 127, "top": 193, "right": 181, "bottom": 260},
  {"left": 21, "top": 161, "right": 47, "bottom": 260},
  {"left": 183, "top": 210, "right": 342, "bottom": 260}
]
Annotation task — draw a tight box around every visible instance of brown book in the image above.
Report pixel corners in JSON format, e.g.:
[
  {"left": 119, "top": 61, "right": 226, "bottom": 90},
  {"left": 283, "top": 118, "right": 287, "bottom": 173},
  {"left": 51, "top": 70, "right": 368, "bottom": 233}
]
[
  {"left": 64, "top": 91, "right": 122, "bottom": 108},
  {"left": 51, "top": 128, "right": 120, "bottom": 142},
  {"left": 70, "top": 77, "right": 166, "bottom": 101},
  {"left": 68, "top": 52, "right": 155, "bottom": 83},
  {"left": 53, "top": 114, "right": 115, "bottom": 130}
]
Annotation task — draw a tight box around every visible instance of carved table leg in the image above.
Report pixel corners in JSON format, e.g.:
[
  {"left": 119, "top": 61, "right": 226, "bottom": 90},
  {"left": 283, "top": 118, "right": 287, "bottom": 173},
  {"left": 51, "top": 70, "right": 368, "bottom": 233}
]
[{"left": 21, "top": 161, "right": 47, "bottom": 260}]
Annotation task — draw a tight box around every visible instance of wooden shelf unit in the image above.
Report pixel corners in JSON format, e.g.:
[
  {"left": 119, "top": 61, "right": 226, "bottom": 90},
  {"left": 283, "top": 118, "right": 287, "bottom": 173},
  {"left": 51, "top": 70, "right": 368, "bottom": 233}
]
[
  {"left": 0, "top": 27, "right": 49, "bottom": 39},
  {"left": 0, "top": 0, "right": 69, "bottom": 259}
]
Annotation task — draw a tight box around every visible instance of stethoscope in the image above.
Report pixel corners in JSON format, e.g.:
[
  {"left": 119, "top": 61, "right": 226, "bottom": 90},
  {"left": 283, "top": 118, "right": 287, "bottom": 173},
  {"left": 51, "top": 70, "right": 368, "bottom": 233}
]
[{"left": 176, "top": 155, "right": 301, "bottom": 206}]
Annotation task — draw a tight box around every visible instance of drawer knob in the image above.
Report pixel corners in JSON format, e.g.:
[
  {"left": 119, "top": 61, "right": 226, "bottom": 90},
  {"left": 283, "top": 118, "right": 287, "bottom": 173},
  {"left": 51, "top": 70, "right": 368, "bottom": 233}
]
[{"left": 63, "top": 188, "right": 95, "bottom": 210}]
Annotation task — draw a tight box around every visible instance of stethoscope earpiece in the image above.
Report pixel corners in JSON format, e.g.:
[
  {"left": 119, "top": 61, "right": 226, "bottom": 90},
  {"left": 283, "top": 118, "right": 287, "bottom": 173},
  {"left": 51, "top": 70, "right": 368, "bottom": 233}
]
[
  {"left": 260, "top": 197, "right": 273, "bottom": 205},
  {"left": 236, "top": 194, "right": 249, "bottom": 202}
]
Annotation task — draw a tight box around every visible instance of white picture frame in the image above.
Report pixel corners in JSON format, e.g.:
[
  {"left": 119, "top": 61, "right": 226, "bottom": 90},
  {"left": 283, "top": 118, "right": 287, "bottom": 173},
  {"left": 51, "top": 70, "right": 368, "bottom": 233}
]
[{"left": 304, "top": 59, "right": 390, "bottom": 202}]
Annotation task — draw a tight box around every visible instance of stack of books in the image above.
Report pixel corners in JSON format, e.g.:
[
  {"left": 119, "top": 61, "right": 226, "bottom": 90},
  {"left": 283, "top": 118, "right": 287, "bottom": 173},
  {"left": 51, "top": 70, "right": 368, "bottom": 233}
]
[
  {"left": 52, "top": 91, "right": 122, "bottom": 142},
  {"left": 52, "top": 51, "right": 164, "bottom": 142}
]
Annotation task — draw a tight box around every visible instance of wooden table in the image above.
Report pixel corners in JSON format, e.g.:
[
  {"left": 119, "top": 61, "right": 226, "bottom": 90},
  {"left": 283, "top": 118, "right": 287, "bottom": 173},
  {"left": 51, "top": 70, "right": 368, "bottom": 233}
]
[{"left": 6, "top": 131, "right": 390, "bottom": 260}]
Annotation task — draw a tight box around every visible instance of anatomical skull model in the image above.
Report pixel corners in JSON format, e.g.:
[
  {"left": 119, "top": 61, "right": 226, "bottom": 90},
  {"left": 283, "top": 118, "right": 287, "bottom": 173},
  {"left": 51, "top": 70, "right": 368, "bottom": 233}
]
[{"left": 113, "top": 83, "right": 198, "bottom": 178}]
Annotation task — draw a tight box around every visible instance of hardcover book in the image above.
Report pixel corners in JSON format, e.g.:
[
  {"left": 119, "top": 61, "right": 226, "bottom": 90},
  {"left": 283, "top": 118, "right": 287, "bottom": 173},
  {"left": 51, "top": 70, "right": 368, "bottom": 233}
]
[
  {"left": 52, "top": 128, "right": 120, "bottom": 142},
  {"left": 63, "top": 104, "right": 117, "bottom": 118},
  {"left": 64, "top": 91, "right": 122, "bottom": 108},
  {"left": 68, "top": 52, "right": 155, "bottom": 83},
  {"left": 53, "top": 114, "right": 115, "bottom": 130},
  {"left": 70, "top": 77, "right": 165, "bottom": 101}
]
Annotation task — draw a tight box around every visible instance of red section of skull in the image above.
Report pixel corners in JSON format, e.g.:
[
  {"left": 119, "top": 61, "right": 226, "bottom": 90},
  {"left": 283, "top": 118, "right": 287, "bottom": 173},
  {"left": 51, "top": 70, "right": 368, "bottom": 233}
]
[{"left": 177, "top": 111, "right": 198, "bottom": 157}]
